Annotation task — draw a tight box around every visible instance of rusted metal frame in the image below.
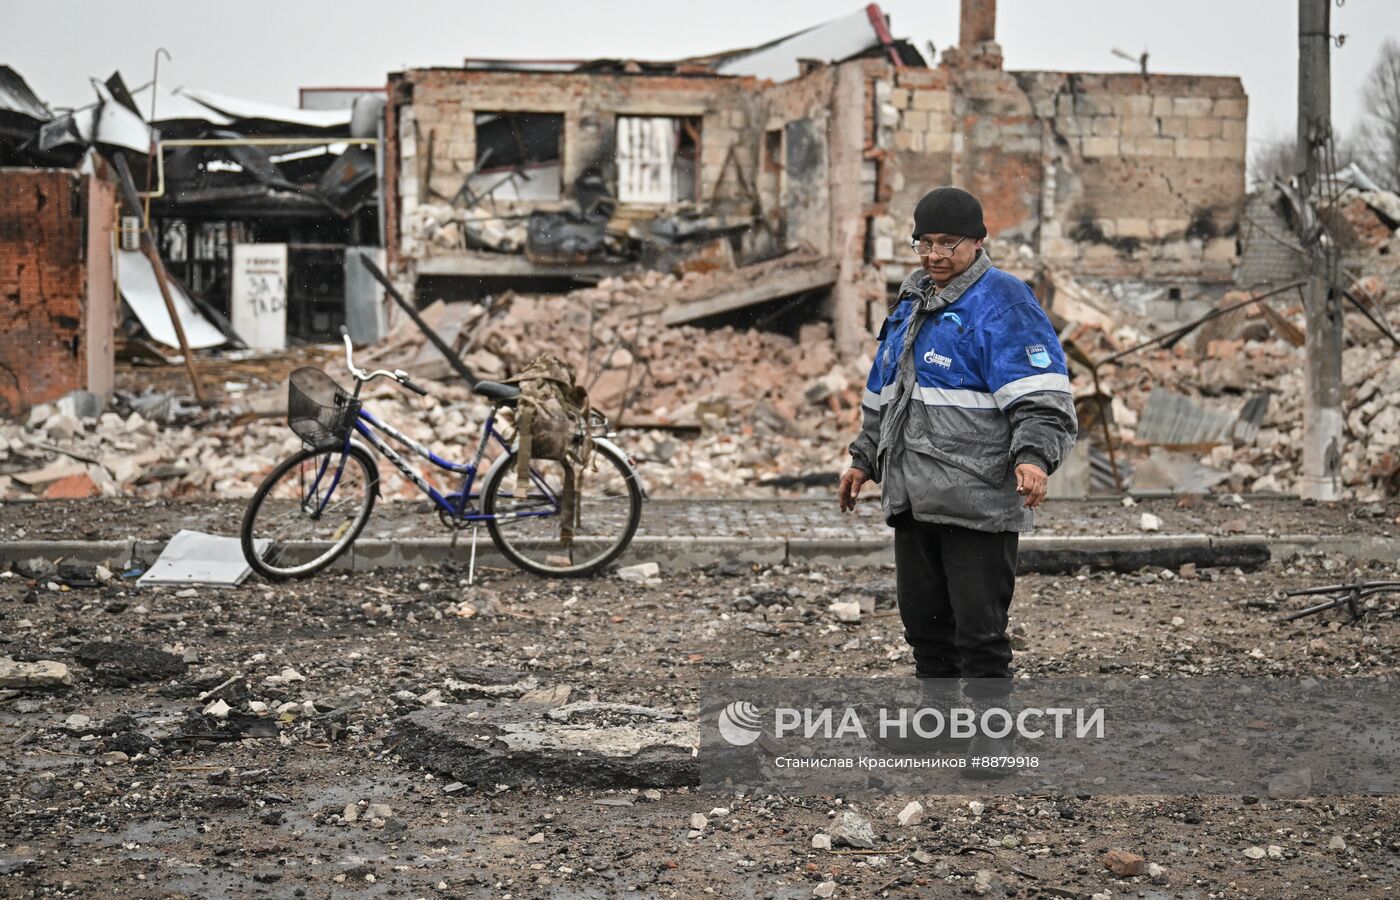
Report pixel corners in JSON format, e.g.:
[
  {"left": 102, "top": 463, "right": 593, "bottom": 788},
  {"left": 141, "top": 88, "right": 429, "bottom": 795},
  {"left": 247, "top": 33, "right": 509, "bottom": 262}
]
[
  {"left": 1088, "top": 365, "right": 1123, "bottom": 492},
  {"left": 1089, "top": 279, "right": 1307, "bottom": 493}
]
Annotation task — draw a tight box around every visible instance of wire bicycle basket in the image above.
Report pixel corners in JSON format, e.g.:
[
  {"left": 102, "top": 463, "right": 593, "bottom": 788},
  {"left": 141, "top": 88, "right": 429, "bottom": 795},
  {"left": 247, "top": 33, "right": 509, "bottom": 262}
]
[{"left": 287, "top": 367, "right": 360, "bottom": 448}]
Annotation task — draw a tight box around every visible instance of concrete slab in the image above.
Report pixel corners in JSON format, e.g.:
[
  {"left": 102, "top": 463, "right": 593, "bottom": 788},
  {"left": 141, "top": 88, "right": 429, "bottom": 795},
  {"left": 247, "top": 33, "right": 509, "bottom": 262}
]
[{"left": 391, "top": 700, "right": 699, "bottom": 789}]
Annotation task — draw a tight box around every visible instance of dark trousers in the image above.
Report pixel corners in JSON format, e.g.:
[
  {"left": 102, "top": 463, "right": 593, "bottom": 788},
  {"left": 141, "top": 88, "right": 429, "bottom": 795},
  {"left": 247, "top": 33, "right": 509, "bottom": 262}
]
[{"left": 892, "top": 512, "right": 1018, "bottom": 690}]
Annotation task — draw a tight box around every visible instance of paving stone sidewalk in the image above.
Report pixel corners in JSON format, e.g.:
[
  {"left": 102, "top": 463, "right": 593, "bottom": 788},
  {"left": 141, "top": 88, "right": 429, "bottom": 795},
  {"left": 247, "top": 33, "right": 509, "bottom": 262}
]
[{"left": 2, "top": 495, "right": 1397, "bottom": 544}]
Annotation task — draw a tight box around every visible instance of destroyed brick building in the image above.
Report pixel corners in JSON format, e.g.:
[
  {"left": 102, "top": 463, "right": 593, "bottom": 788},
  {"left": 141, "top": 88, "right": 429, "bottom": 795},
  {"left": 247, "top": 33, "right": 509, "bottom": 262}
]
[
  {"left": 383, "top": 0, "right": 1247, "bottom": 354},
  {"left": 1, "top": 63, "right": 388, "bottom": 366},
  {"left": 0, "top": 168, "right": 117, "bottom": 418}
]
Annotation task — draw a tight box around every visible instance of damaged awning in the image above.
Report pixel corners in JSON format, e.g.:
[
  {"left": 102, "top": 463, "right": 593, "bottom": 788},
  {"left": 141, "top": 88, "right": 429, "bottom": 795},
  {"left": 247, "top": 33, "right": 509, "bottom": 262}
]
[{"left": 117, "top": 250, "right": 227, "bottom": 350}]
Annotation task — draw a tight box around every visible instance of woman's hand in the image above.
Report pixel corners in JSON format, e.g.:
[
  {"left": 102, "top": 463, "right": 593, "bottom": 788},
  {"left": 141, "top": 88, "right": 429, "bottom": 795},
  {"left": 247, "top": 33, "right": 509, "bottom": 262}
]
[
  {"left": 838, "top": 468, "right": 869, "bottom": 512},
  {"left": 1015, "top": 463, "right": 1047, "bottom": 508}
]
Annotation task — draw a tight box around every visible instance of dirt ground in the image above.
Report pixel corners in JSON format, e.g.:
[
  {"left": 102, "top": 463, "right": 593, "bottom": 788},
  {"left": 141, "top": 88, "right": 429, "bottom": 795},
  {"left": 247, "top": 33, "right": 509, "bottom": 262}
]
[{"left": 3, "top": 547, "right": 1400, "bottom": 898}]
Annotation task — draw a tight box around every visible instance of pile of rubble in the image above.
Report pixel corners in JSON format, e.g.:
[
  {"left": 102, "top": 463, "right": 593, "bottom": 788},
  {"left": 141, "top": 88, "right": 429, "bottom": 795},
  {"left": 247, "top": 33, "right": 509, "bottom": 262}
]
[
  {"left": 0, "top": 263, "right": 868, "bottom": 501},
  {"left": 1075, "top": 228, "right": 1400, "bottom": 499},
  {"left": 0, "top": 398, "right": 308, "bottom": 501},
  {"left": 360, "top": 262, "right": 868, "bottom": 493},
  {"left": 9, "top": 200, "right": 1400, "bottom": 502}
]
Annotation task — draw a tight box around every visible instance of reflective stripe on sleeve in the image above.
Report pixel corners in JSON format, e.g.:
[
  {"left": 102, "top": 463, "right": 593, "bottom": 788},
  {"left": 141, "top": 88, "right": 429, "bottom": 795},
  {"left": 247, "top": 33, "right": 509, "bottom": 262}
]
[
  {"left": 992, "top": 373, "right": 1072, "bottom": 409},
  {"left": 862, "top": 383, "right": 899, "bottom": 410}
]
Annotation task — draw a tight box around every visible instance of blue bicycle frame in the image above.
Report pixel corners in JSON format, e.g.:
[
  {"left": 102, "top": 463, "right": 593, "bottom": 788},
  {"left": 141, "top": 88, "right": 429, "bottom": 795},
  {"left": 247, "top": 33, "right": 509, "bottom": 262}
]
[{"left": 330, "top": 403, "right": 561, "bottom": 524}]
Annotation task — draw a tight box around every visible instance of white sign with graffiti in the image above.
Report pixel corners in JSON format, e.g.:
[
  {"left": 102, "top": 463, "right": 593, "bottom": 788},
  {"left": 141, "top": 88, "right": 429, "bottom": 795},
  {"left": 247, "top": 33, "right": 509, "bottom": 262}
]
[{"left": 231, "top": 243, "right": 288, "bottom": 350}]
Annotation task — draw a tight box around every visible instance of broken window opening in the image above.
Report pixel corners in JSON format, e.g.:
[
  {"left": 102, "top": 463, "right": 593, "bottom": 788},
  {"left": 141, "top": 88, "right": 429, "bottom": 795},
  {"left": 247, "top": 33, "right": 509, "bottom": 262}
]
[
  {"left": 615, "top": 115, "right": 700, "bottom": 204},
  {"left": 468, "top": 112, "right": 563, "bottom": 203},
  {"left": 762, "top": 129, "right": 783, "bottom": 173}
]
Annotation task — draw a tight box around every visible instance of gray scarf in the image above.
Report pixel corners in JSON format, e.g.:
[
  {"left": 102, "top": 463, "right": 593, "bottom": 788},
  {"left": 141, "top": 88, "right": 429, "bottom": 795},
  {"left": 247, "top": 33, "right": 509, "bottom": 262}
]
[
  {"left": 878, "top": 250, "right": 994, "bottom": 469},
  {"left": 894, "top": 249, "right": 993, "bottom": 315}
]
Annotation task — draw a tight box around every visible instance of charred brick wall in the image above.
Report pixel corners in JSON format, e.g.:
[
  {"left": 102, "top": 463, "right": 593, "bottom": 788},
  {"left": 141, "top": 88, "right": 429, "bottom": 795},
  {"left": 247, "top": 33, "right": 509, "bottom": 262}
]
[
  {"left": 0, "top": 169, "right": 115, "bottom": 418},
  {"left": 870, "top": 69, "right": 1247, "bottom": 284},
  {"left": 387, "top": 59, "right": 1247, "bottom": 300},
  {"left": 1031, "top": 72, "right": 1246, "bottom": 280},
  {"left": 389, "top": 68, "right": 764, "bottom": 266}
]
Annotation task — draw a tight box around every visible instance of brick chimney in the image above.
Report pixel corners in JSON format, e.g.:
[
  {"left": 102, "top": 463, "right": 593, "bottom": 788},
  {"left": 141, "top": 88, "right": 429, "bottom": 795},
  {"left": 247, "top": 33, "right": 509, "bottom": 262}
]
[
  {"left": 959, "top": 0, "right": 996, "bottom": 47},
  {"left": 951, "top": 0, "right": 1002, "bottom": 69}
]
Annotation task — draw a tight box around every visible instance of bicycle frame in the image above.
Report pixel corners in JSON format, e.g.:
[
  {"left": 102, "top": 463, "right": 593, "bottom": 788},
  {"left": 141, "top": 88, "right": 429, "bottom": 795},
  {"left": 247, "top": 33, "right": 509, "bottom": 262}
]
[{"left": 345, "top": 405, "right": 561, "bottom": 523}]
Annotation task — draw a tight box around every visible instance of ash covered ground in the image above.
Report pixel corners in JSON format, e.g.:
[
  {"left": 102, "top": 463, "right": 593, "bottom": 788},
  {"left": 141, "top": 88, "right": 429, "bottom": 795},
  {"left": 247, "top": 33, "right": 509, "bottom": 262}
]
[{"left": 2, "top": 541, "right": 1400, "bottom": 898}]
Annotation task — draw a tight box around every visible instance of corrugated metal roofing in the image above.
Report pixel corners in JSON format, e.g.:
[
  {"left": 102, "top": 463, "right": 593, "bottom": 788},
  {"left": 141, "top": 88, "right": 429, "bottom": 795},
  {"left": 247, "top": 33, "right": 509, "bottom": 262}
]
[{"left": 0, "top": 66, "right": 51, "bottom": 121}]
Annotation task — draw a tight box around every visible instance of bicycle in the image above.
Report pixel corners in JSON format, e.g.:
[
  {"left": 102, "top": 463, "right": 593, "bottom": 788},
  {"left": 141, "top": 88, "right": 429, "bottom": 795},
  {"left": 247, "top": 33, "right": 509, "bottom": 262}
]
[{"left": 239, "top": 333, "right": 644, "bottom": 580}]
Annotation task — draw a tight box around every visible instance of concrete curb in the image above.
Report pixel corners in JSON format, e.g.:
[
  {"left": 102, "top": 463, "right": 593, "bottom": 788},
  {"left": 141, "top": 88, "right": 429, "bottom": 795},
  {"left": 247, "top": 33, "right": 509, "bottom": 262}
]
[
  {"left": 0, "top": 531, "right": 1395, "bottom": 576},
  {"left": 1267, "top": 534, "right": 1400, "bottom": 562}
]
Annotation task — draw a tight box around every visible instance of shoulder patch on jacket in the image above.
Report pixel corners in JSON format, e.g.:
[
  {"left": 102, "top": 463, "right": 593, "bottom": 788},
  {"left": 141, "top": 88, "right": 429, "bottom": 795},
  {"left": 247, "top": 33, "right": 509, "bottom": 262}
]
[{"left": 1026, "top": 344, "right": 1051, "bottom": 368}]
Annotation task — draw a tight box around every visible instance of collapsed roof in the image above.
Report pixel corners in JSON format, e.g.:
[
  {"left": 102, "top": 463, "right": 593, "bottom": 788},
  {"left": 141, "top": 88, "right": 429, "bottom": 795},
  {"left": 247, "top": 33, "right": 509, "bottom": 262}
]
[
  {"left": 463, "top": 3, "right": 925, "bottom": 77},
  {"left": 0, "top": 68, "right": 382, "bottom": 219}
]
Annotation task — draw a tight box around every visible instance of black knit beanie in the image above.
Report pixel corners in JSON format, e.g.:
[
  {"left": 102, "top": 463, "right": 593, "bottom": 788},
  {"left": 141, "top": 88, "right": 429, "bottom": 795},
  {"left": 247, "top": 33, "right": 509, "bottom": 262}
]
[{"left": 911, "top": 187, "right": 987, "bottom": 239}]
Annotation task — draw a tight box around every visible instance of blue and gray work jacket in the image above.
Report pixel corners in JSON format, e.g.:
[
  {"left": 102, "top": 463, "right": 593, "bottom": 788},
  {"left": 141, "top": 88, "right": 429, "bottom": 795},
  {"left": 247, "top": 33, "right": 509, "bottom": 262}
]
[{"left": 849, "top": 251, "right": 1078, "bottom": 533}]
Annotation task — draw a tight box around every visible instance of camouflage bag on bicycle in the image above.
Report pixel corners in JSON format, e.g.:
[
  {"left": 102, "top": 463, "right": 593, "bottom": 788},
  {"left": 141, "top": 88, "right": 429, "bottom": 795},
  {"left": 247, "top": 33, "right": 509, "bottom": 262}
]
[{"left": 501, "top": 354, "right": 593, "bottom": 542}]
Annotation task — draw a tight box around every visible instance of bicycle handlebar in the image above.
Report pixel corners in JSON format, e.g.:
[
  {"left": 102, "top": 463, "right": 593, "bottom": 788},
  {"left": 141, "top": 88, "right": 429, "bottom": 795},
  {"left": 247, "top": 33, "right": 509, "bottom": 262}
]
[{"left": 341, "top": 330, "right": 428, "bottom": 396}]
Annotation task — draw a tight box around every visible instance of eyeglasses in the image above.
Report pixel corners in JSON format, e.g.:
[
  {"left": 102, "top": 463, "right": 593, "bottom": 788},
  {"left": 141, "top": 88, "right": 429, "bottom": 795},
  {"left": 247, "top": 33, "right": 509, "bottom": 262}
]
[{"left": 911, "top": 236, "right": 967, "bottom": 258}]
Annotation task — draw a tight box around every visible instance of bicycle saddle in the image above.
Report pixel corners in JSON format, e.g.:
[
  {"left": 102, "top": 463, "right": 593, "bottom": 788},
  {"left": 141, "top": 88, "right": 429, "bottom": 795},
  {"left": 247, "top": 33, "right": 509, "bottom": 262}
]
[{"left": 474, "top": 381, "right": 521, "bottom": 406}]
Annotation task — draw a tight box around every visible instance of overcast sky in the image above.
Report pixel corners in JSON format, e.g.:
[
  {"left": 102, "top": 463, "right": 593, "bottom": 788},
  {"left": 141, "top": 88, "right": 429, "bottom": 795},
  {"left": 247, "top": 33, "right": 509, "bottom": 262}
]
[{"left": 7, "top": 0, "right": 1398, "bottom": 157}]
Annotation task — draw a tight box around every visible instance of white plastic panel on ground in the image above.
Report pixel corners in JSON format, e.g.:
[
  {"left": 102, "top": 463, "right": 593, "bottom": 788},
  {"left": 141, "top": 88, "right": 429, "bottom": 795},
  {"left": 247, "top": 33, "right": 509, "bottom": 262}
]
[{"left": 137, "top": 529, "right": 267, "bottom": 586}]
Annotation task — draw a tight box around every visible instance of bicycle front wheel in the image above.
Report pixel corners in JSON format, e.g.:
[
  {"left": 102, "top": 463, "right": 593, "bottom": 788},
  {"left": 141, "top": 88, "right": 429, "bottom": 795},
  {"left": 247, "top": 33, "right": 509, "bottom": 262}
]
[
  {"left": 482, "top": 441, "right": 642, "bottom": 577},
  {"left": 240, "top": 444, "right": 379, "bottom": 580}
]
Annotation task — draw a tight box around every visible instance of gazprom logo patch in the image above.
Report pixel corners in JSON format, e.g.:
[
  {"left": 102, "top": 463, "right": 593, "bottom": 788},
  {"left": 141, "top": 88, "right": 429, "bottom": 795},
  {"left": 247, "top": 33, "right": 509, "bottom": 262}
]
[
  {"left": 717, "top": 700, "right": 764, "bottom": 746},
  {"left": 922, "top": 349, "right": 952, "bottom": 368}
]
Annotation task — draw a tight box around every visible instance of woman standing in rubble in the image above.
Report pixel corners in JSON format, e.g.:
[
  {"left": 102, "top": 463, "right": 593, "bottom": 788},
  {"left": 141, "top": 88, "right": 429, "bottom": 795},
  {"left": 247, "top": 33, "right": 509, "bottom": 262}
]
[{"left": 837, "top": 187, "right": 1077, "bottom": 775}]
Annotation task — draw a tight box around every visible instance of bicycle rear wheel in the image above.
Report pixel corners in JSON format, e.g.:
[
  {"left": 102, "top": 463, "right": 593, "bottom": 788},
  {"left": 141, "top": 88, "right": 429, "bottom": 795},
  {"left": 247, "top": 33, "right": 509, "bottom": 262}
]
[
  {"left": 482, "top": 442, "right": 641, "bottom": 577},
  {"left": 240, "top": 444, "right": 378, "bottom": 580}
]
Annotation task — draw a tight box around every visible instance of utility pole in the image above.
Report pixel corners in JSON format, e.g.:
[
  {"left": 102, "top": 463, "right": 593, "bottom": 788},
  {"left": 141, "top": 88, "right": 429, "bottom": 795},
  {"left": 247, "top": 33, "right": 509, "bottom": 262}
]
[{"left": 1297, "top": 0, "right": 1342, "bottom": 501}]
